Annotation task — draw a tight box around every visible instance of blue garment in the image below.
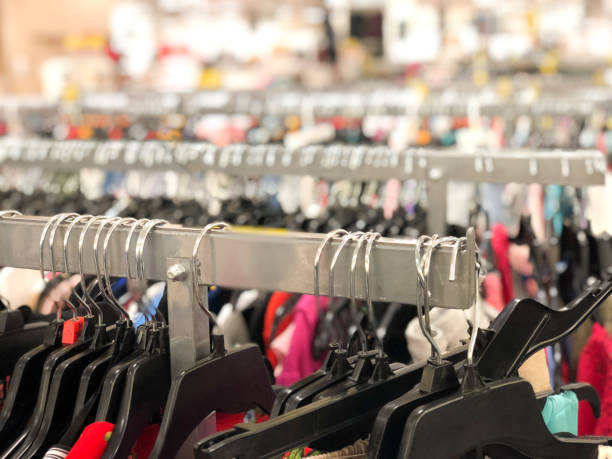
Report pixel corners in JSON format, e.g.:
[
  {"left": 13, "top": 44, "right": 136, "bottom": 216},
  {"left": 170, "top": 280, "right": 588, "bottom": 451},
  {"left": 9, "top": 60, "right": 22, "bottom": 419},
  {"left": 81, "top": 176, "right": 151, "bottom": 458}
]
[{"left": 541, "top": 391, "right": 578, "bottom": 435}]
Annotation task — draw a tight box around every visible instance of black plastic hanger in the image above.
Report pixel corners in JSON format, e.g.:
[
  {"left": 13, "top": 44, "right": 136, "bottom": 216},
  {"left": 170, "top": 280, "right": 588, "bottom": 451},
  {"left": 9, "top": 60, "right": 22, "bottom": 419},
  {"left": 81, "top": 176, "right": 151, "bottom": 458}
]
[
  {"left": 0, "top": 310, "right": 47, "bottom": 379},
  {"left": 398, "top": 377, "right": 606, "bottom": 459},
  {"left": 194, "top": 346, "right": 466, "bottom": 459},
  {"left": 20, "top": 324, "right": 112, "bottom": 458},
  {"left": 101, "top": 218, "right": 172, "bottom": 458},
  {"left": 0, "top": 320, "right": 63, "bottom": 453},
  {"left": 148, "top": 221, "right": 276, "bottom": 458},
  {"left": 149, "top": 336, "right": 276, "bottom": 459},
  {"left": 101, "top": 326, "right": 171, "bottom": 459},
  {"left": 476, "top": 276, "right": 612, "bottom": 380}
]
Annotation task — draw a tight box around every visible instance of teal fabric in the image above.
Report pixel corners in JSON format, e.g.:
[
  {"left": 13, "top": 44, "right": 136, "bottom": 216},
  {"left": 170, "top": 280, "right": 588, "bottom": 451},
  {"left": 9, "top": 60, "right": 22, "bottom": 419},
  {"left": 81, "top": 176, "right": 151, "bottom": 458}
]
[{"left": 541, "top": 391, "right": 579, "bottom": 435}]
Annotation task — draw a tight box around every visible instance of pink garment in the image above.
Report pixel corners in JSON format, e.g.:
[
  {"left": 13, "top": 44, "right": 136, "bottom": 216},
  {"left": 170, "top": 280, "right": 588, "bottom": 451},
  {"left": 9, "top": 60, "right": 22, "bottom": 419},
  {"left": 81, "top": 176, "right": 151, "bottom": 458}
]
[
  {"left": 491, "top": 224, "right": 514, "bottom": 305},
  {"left": 383, "top": 179, "right": 401, "bottom": 220},
  {"left": 271, "top": 322, "right": 296, "bottom": 378},
  {"left": 527, "top": 184, "right": 545, "bottom": 243},
  {"left": 276, "top": 295, "right": 329, "bottom": 386},
  {"left": 483, "top": 272, "right": 504, "bottom": 311}
]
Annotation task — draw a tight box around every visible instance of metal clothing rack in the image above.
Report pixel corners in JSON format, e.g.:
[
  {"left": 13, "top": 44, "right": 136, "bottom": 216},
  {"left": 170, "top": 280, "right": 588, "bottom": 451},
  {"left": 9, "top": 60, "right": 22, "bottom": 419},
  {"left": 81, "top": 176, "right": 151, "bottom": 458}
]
[
  {"left": 0, "top": 139, "right": 606, "bottom": 234},
  {"left": 0, "top": 214, "right": 477, "bottom": 377}
]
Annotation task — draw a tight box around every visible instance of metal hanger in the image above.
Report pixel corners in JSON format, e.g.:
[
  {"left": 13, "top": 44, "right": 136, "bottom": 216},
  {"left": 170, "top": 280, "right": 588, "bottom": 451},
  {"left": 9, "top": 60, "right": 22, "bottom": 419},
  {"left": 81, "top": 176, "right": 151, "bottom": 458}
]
[
  {"left": 8, "top": 213, "right": 101, "bottom": 457},
  {"left": 0, "top": 211, "right": 63, "bottom": 454},
  {"left": 95, "top": 218, "right": 152, "bottom": 422},
  {"left": 20, "top": 215, "right": 117, "bottom": 458},
  {"left": 101, "top": 218, "right": 171, "bottom": 458},
  {"left": 194, "top": 233, "right": 469, "bottom": 458}
]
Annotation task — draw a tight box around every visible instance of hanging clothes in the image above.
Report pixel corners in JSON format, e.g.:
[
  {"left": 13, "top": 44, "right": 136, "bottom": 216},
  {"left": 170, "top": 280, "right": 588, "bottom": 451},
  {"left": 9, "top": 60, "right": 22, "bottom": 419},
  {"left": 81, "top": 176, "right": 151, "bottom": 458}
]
[
  {"left": 277, "top": 295, "right": 330, "bottom": 386},
  {"left": 578, "top": 323, "right": 612, "bottom": 436}
]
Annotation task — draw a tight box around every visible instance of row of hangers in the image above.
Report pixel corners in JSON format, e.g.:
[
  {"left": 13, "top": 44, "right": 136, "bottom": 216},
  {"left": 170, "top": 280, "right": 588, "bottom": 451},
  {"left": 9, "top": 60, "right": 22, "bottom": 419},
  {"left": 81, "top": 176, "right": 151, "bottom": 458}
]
[{"left": 0, "top": 209, "right": 610, "bottom": 457}]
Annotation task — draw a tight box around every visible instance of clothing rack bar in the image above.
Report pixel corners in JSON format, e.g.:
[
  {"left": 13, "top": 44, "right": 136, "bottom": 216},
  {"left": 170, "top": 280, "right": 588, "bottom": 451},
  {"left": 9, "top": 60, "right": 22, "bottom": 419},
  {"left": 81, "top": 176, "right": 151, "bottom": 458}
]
[
  {"left": 0, "top": 214, "right": 476, "bottom": 309},
  {"left": 0, "top": 139, "right": 605, "bottom": 234},
  {"left": 0, "top": 139, "right": 606, "bottom": 186}
]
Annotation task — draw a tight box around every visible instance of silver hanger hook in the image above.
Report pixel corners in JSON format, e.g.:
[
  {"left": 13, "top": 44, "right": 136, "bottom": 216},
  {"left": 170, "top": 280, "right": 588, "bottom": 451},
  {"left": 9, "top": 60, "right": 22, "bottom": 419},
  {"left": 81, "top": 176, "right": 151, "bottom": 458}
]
[
  {"left": 40, "top": 214, "right": 62, "bottom": 283},
  {"left": 135, "top": 219, "right": 169, "bottom": 329},
  {"left": 349, "top": 232, "right": 370, "bottom": 318},
  {"left": 78, "top": 215, "right": 109, "bottom": 325},
  {"left": 125, "top": 219, "right": 151, "bottom": 282},
  {"left": 63, "top": 214, "right": 95, "bottom": 315},
  {"left": 329, "top": 231, "right": 363, "bottom": 303},
  {"left": 39, "top": 214, "right": 70, "bottom": 321},
  {"left": 49, "top": 212, "right": 80, "bottom": 321},
  {"left": 93, "top": 216, "right": 125, "bottom": 322},
  {"left": 104, "top": 217, "right": 137, "bottom": 324},
  {"left": 364, "top": 232, "right": 381, "bottom": 330},
  {"left": 415, "top": 234, "right": 443, "bottom": 363},
  {"left": 314, "top": 229, "right": 348, "bottom": 316},
  {"left": 124, "top": 218, "right": 151, "bottom": 327},
  {"left": 191, "top": 222, "right": 231, "bottom": 328}
]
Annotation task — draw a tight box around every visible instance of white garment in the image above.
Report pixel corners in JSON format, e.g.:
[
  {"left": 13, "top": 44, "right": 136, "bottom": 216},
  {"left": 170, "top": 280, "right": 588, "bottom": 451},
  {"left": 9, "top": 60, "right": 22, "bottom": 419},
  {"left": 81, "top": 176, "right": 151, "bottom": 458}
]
[
  {"left": 586, "top": 172, "right": 612, "bottom": 236},
  {"left": 212, "top": 303, "right": 250, "bottom": 349},
  {"left": 236, "top": 289, "right": 259, "bottom": 312},
  {"left": 0, "top": 268, "right": 44, "bottom": 309},
  {"left": 405, "top": 299, "right": 497, "bottom": 362}
]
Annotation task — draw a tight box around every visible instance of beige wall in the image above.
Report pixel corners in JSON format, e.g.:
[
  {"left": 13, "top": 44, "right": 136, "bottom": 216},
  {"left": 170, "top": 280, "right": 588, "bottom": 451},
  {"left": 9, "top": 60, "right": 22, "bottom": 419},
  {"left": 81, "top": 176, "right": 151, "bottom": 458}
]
[{"left": 0, "top": 0, "right": 117, "bottom": 93}]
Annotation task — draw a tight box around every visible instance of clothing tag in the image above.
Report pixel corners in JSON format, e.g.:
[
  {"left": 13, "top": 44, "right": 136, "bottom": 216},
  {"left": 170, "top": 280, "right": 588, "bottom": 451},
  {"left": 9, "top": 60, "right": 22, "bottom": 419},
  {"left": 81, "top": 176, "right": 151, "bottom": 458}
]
[{"left": 61, "top": 316, "right": 85, "bottom": 345}]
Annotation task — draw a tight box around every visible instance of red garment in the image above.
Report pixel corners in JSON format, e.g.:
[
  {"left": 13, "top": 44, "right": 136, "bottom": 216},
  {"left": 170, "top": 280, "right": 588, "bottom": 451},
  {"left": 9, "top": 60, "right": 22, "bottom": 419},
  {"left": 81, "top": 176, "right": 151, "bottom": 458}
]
[
  {"left": 216, "top": 411, "right": 270, "bottom": 432},
  {"left": 130, "top": 423, "right": 159, "bottom": 459},
  {"left": 65, "top": 422, "right": 114, "bottom": 459},
  {"left": 491, "top": 224, "right": 514, "bottom": 305},
  {"left": 263, "top": 292, "right": 296, "bottom": 368},
  {"left": 577, "top": 323, "right": 612, "bottom": 436}
]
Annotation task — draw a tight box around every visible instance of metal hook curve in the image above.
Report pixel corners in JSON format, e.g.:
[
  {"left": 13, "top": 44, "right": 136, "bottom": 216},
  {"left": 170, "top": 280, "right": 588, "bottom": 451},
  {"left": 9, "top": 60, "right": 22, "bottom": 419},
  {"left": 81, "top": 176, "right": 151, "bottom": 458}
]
[{"left": 191, "top": 222, "right": 231, "bottom": 328}]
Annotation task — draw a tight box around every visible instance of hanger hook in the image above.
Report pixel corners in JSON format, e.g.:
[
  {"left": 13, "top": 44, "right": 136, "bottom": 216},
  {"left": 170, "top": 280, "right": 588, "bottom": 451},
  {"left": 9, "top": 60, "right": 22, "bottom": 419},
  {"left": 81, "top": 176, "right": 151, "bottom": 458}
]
[
  {"left": 364, "top": 232, "right": 381, "bottom": 332},
  {"left": 415, "top": 234, "right": 443, "bottom": 363},
  {"left": 124, "top": 219, "right": 151, "bottom": 326},
  {"left": 350, "top": 232, "right": 370, "bottom": 319},
  {"left": 64, "top": 214, "right": 95, "bottom": 316},
  {"left": 49, "top": 212, "right": 80, "bottom": 321},
  {"left": 78, "top": 215, "right": 109, "bottom": 325},
  {"left": 93, "top": 216, "right": 125, "bottom": 322},
  {"left": 125, "top": 219, "right": 151, "bottom": 283},
  {"left": 329, "top": 231, "right": 363, "bottom": 303},
  {"left": 314, "top": 229, "right": 349, "bottom": 325},
  {"left": 104, "top": 217, "right": 137, "bottom": 324},
  {"left": 39, "top": 214, "right": 71, "bottom": 321},
  {"left": 191, "top": 222, "right": 231, "bottom": 328},
  {"left": 40, "top": 214, "right": 62, "bottom": 284},
  {"left": 135, "top": 219, "right": 169, "bottom": 329}
]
